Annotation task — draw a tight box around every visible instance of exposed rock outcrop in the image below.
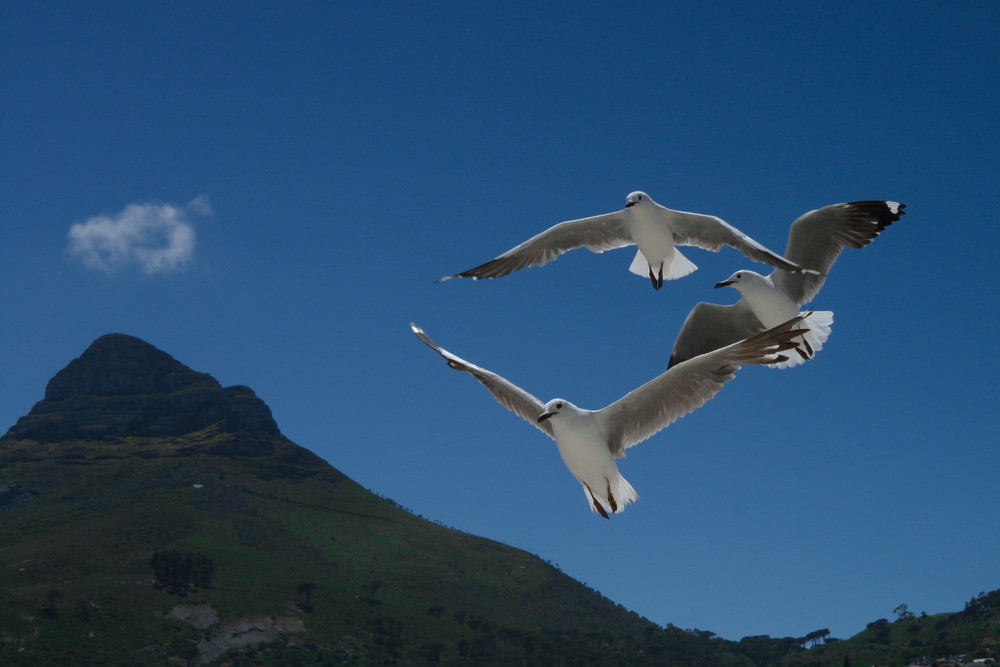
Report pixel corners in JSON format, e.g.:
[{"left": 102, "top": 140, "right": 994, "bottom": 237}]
[
  {"left": 0, "top": 479, "right": 40, "bottom": 512},
  {"left": 168, "top": 604, "right": 219, "bottom": 630},
  {"left": 2, "top": 334, "right": 279, "bottom": 442},
  {"left": 195, "top": 616, "right": 305, "bottom": 664},
  {"left": 166, "top": 605, "right": 305, "bottom": 665}
]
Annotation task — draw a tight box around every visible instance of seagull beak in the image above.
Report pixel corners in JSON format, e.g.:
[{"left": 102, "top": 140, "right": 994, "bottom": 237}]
[
  {"left": 625, "top": 201, "right": 635, "bottom": 208},
  {"left": 537, "top": 411, "right": 554, "bottom": 423},
  {"left": 714, "top": 279, "right": 735, "bottom": 288}
]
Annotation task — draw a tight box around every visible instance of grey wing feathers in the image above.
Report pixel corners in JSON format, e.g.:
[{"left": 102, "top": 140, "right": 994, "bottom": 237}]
[
  {"left": 668, "top": 210, "right": 807, "bottom": 274},
  {"left": 600, "top": 313, "right": 809, "bottom": 456},
  {"left": 439, "top": 210, "right": 632, "bottom": 281},
  {"left": 410, "top": 323, "right": 554, "bottom": 438},
  {"left": 668, "top": 301, "right": 765, "bottom": 368},
  {"left": 774, "top": 201, "right": 905, "bottom": 304}
]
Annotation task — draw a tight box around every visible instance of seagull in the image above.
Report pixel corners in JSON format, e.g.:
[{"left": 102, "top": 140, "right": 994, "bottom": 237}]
[
  {"left": 668, "top": 200, "right": 905, "bottom": 369},
  {"left": 411, "top": 314, "right": 808, "bottom": 517},
  {"left": 438, "top": 191, "right": 809, "bottom": 289}
]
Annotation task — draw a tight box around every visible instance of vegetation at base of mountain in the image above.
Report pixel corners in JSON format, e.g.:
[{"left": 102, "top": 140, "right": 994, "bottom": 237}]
[
  {"left": 2, "top": 334, "right": 997, "bottom": 666},
  {"left": 778, "top": 590, "right": 1000, "bottom": 667},
  {"left": 0, "top": 427, "right": 759, "bottom": 666}
]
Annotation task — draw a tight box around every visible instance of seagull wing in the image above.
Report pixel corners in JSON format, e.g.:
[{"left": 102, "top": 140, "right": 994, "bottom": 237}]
[
  {"left": 439, "top": 210, "right": 631, "bottom": 281},
  {"left": 410, "top": 323, "right": 554, "bottom": 438},
  {"left": 773, "top": 201, "right": 905, "bottom": 305},
  {"left": 668, "top": 209, "right": 807, "bottom": 274},
  {"left": 667, "top": 300, "right": 765, "bottom": 368},
  {"left": 597, "top": 314, "right": 808, "bottom": 456}
]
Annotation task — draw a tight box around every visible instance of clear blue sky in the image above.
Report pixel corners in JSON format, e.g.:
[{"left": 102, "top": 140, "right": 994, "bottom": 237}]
[{"left": 2, "top": 1, "right": 998, "bottom": 642}]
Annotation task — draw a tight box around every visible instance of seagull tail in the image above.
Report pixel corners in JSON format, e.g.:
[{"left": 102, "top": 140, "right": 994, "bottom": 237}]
[
  {"left": 612, "top": 475, "right": 639, "bottom": 514},
  {"left": 769, "top": 310, "right": 834, "bottom": 369},
  {"left": 584, "top": 474, "right": 639, "bottom": 516},
  {"left": 627, "top": 249, "right": 698, "bottom": 280},
  {"left": 627, "top": 249, "right": 649, "bottom": 277}
]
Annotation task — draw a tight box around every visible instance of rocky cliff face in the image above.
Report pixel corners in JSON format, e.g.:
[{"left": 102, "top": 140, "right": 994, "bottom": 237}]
[{"left": 2, "top": 333, "right": 279, "bottom": 442}]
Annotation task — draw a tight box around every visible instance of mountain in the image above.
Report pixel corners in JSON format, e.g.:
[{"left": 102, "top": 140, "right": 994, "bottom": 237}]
[
  {"left": 0, "top": 333, "right": 753, "bottom": 666},
  {"left": 4, "top": 334, "right": 998, "bottom": 666},
  {"left": 5, "top": 333, "right": 278, "bottom": 443}
]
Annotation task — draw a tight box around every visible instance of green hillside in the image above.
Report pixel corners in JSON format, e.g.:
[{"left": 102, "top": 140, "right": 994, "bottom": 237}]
[
  {"left": 777, "top": 593, "right": 1000, "bottom": 667},
  {"left": 0, "top": 334, "right": 753, "bottom": 665},
  {"left": 0, "top": 425, "right": 698, "bottom": 665},
  {"left": 2, "top": 333, "right": 997, "bottom": 666}
]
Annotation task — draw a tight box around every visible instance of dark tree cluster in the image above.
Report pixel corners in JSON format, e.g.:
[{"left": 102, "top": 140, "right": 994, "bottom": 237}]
[
  {"left": 150, "top": 549, "right": 216, "bottom": 593},
  {"left": 800, "top": 628, "right": 832, "bottom": 647},
  {"left": 963, "top": 588, "right": 1000, "bottom": 618}
]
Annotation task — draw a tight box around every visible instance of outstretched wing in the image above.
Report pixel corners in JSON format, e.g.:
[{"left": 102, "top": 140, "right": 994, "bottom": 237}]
[
  {"left": 774, "top": 200, "right": 905, "bottom": 305},
  {"left": 668, "top": 209, "right": 808, "bottom": 274},
  {"left": 438, "top": 210, "right": 632, "bottom": 281},
  {"left": 668, "top": 300, "right": 765, "bottom": 368},
  {"left": 410, "top": 323, "right": 554, "bottom": 438},
  {"left": 598, "top": 314, "right": 808, "bottom": 456}
]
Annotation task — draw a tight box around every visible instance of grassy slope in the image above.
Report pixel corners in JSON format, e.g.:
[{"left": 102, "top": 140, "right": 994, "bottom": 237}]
[
  {"left": 4, "top": 425, "right": 997, "bottom": 666},
  {"left": 0, "top": 426, "right": 753, "bottom": 665},
  {"left": 779, "top": 607, "right": 1000, "bottom": 667}
]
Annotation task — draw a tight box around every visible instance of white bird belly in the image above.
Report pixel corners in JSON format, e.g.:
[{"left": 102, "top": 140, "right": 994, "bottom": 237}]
[
  {"left": 627, "top": 212, "right": 675, "bottom": 266},
  {"left": 743, "top": 285, "right": 833, "bottom": 368},
  {"left": 743, "top": 288, "right": 800, "bottom": 328},
  {"left": 551, "top": 421, "right": 618, "bottom": 488}
]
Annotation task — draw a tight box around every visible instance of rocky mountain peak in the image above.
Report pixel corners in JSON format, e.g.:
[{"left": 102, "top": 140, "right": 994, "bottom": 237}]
[
  {"left": 44, "top": 333, "right": 219, "bottom": 401},
  {"left": 3, "top": 333, "right": 279, "bottom": 442}
]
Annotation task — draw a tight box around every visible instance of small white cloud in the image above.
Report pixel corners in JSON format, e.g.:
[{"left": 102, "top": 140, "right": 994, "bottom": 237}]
[{"left": 68, "top": 196, "right": 210, "bottom": 275}]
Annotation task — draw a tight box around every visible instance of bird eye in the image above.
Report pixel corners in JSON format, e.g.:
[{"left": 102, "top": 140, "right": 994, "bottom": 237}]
[
  {"left": 637, "top": 195, "right": 643, "bottom": 201},
  {"left": 556, "top": 402, "right": 563, "bottom": 409},
  {"left": 736, "top": 272, "right": 742, "bottom": 279}
]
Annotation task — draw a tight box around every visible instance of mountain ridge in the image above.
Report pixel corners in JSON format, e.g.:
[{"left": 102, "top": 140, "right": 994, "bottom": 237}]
[
  {"left": 2, "top": 333, "right": 997, "bottom": 666},
  {"left": 0, "top": 333, "right": 748, "bottom": 665},
  {"left": 5, "top": 333, "right": 278, "bottom": 443}
]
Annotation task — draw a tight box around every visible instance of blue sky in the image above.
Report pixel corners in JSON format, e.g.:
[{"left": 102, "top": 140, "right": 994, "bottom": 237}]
[{"left": 2, "top": 1, "right": 998, "bottom": 642}]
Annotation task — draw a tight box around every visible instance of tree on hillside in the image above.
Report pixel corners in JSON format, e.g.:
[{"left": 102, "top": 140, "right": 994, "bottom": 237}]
[
  {"left": 297, "top": 582, "right": 317, "bottom": 609},
  {"left": 801, "top": 628, "right": 831, "bottom": 647},
  {"left": 363, "top": 578, "right": 383, "bottom": 603},
  {"left": 150, "top": 549, "right": 216, "bottom": 593},
  {"left": 963, "top": 588, "right": 1000, "bottom": 618},
  {"left": 43, "top": 589, "right": 60, "bottom": 618}
]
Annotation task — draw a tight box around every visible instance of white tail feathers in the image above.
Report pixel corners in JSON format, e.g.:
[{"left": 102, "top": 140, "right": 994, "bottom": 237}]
[
  {"left": 584, "top": 473, "right": 640, "bottom": 516},
  {"left": 770, "top": 310, "right": 834, "bottom": 369},
  {"left": 627, "top": 248, "right": 698, "bottom": 281},
  {"left": 627, "top": 250, "right": 648, "bottom": 277}
]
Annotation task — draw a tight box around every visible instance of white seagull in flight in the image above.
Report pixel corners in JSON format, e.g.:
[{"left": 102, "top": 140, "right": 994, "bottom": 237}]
[
  {"left": 411, "top": 314, "right": 809, "bottom": 517},
  {"left": 669, "top": 200, "right": 905, "bottom": 369},
  {"left": 438, "top": 191, "right": 810, "bottom": 289}
]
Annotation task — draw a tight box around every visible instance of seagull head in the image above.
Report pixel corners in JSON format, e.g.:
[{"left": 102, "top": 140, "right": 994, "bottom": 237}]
[
  {"left": 625, "top": 191, "right": 653, "bottom": 209},
  {"left": 537, "top": 399, "right": 571, "bottom": 423},
  {"left": 715, "top": 270, "right": 767, "bottom": 292}
]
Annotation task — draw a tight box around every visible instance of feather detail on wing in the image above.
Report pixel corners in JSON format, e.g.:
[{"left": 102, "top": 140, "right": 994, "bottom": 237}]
[
  {"left": 410, "top": 323, "right": 554, "bottom": 438},
  {"left": 599, "top": 313, "right": 809, "bottom": 456},
  {"left": 668, "top": 301, "right": 766, "bottom": 368},
  {"left": 768, "top": 310, "right": 833, "bottom": 369},
  {"left": 773, "top": 200, "right": 905, "bottom": 305},
  {"left": 438, "top": 210, "right": 632, "bottom": 281},
  {"left": 668, "top": 209, "right": 807, "bottom": 274}
]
